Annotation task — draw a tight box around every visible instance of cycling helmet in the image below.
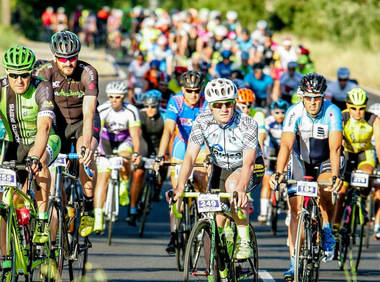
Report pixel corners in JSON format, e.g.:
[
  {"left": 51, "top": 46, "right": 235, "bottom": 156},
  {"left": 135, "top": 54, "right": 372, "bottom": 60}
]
[
  {"left": 214, "top": 25, "right": 228, "bottom": 38},
  {"left": 337, "top": 67, "right": 350, "bottom": 79},
  {"left": 198, "top": 61, "right": 210, "bottom": 72},
  {"left": 221, "top": 50, "right": 232, "bottom": 59},
  {"left": 105, "top": 81, "right": 128, "bottom": 96},
  {"left": 180, "top": 70, "right": 204, "bottom": 89},
  {"left": 150, "top": 59, "right": 161, "bottom": 69},
  {"left": 50, "top": 30, "right": 81, "bottom": 58},
  {"left": 346, "top": 88, "right": 368, "bottom": 105},
  {"left": 299, "top": 73, "right": 327, "bottom": 94},
  {"left": 2, "top": 45, "right": 35, "bottom": 71},
  {"left": 143, "top": 89, "right": 162, "bottom": 106},
  {"left": 270, "top": 99, "right": 289, "bottom": 111},
  {"left": 237, "top": 88, "right": 255, "bottom": 103},
  {"left": 368, "top": 103, "right": 380, "bottom": 117},
  {"left": 205, "top": 78, "right": 237, "bottom": 103},
  {"left": 256, "top": 20, "right": 267, "bottom": 30},
  {"left": 174, "top": 66, "right": 188, "bottom": 75},
  {"left": 226, "top": 11, "right": 238, "bottom": 21}
]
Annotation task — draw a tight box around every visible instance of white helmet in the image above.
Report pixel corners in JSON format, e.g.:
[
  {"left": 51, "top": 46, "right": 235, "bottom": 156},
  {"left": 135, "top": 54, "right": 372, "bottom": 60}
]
[
  {"left": 106, "top": 81, "right": 128, "bottom": 96},
  {"left": 214, "top": 25, "right": 228, "bottom": 38},
  {"left": 368, "top": 103, "right": 380, "bottom": 117},
  {"left": 221, "top": 38, "right": 233, "bottom": 50},
  {"left": 205, "top": 78, "right": 237, "bottom": 103},
  {"left": 226, "top": 11, "right": 238, "bottom": 21},
  {"left": 256, "top": 20, "right": 267, "bottom": 30}
]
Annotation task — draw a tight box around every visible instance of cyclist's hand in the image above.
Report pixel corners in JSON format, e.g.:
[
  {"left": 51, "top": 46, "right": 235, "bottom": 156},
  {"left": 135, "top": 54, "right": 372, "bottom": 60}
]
[
  {"left": 331, "top": 176, "right": 343, "bottom": 192},
  {"left": 81, "top": 146, "right": 93, "bottom": 167},
  {"left": 270, "top": 172, "right": 284, "bottom": 189},
  {"left": 154, "top": 155, "right": 164, "bottom": 171},
  {"left": 173, "top": 185, "right": 185, "bottom": 202},
  {"left": 235, "top": 191, "right": 248, "bottom": 209},
  {"left": 132, "top": 153, "right": 141, "bottom": 166},
  {"left": 28, "top": 156, "right": 41, "bottom": 174}
]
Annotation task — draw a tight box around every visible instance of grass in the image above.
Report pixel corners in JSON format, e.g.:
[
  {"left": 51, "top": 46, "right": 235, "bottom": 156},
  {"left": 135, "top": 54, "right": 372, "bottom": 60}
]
[
  {"left": 0, "top": 25, "right": 25, "bottom": 76},
  {"left": 274, "top": 33, "right": 380, "bottom": 93}
]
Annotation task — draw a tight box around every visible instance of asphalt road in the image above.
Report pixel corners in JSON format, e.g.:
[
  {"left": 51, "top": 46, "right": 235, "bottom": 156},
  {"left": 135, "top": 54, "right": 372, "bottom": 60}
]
[{"left": 76, "top": 57, "right": 380, "bottom": 282}]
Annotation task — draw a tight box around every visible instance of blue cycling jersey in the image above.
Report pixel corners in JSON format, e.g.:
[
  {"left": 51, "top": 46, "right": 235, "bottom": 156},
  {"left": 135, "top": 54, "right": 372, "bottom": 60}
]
[
  {"left": 283, "top": 100, "right": 342, "bottom": 165},
  {"left": 215, "top": 62, "right": 233, "bottom": 78},
  {"left": 165, "top": 92, "right": 208, "bottom": 143},
  {"left": 265, "top": 115, "right": 283, "bottom": 149}
]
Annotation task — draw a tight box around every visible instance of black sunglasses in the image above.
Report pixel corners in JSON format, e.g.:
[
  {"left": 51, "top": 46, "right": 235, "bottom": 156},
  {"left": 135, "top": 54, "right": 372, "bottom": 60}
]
[{"left": 8, "top": 72, "right": 31, "bottom": 79}]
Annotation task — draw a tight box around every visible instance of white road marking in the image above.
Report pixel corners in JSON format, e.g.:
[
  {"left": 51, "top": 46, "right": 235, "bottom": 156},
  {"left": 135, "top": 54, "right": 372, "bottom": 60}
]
[{"left": 259, "top": 270, "right": 276, "bottom": 281}]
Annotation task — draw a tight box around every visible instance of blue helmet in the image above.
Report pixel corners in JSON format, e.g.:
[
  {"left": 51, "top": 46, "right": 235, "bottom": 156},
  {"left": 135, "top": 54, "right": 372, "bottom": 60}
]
[
  {"left": 149, "top": 59, "right": 161, "bottom": 69},
  {"left": 270, "top": 99, "right": 289, "bottom": 111},
  {"left": 143, "top": 89, "right": 162, "bottom": 106},
  {"left": 221, "top": 49, "right": 232, "bottom": 59}
]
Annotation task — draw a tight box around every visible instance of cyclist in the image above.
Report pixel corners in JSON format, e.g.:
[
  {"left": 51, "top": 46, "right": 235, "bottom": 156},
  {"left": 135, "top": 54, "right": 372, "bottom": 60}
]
[
  {"left": 0, "top": 46, "right": 61, "bottom": 244},
  {"left": 156, "top": 70, "right": 208, "bottom": 255},
  {"left": 279, "top": 61, "right": 303, "bottom": 103},
  {"left": 270, "top": 73, "right": 344, "bottom": 280},
  {"left": 332, "top": 88, "right": 380, "bottom": 239},
  {"left": 174, "top": 78, "right": 264, "bottom": 259},
  {"left": 244, "top": 62, "right": 273, "bottom": 107},
  {"left": 35, "top": 30, "right": 100, "bottom": 237},
  {"left": 94, "top": 81, "right": 141, "bottom": 232},
  {"left": 139, "top": 90, "right": 167, "bottom": 201},
  {"left": 259, "top": 100, "right": 289, "bottom": 223}
]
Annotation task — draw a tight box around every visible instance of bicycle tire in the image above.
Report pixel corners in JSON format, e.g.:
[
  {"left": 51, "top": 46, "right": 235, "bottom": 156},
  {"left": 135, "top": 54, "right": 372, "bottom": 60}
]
[
  {"left": 271, "top": 192, "right": 278, "bottom": 236},
  {"left": 1, "top": 214, "right": 17, "bottom": 282},
  {"left": 338, "top": 206, "right": 350, "bottom": 271},
  {"left": 232, "top": 223, "right": 259, "bottom": 282},
  {"left": 138, "top": 181, "right": 153, "bottom": 238},
  {"left": 107, "top": 181, "right": 115, "bottom": 246},
  {"left": 47, "top": 201, "right": 65, "bottom": 278},
  {"left": 348, "top": 202, "right": 364, "bottom": 273},
  {"left": 184, "top": 220, "right": 217, "bottom": 282},
  {"left": 365, "top": 195, "right": 374, "bottom": 249},
  {"left": 175, "top": 200, "right": 187, "bottom": 271}
]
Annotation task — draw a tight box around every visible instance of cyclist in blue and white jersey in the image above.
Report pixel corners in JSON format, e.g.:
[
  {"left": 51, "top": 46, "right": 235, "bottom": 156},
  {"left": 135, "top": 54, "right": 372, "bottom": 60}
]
[
  {"left": 270, "top": 73, "right": 344, "bottom": 280},
  {"left": 258, "top": 100, "right": 289, "bottom": 223},
  {"left": 174, "top": 78, "right": 264, "bottom": 259}
]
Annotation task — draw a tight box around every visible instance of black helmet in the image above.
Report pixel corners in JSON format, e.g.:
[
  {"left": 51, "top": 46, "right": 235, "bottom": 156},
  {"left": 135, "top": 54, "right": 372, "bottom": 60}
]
[
  {"left": 50, "top": 30, "right": 81, "bottom": 58},
  {"left": 299, "top": 73, "right": 327, "bottom": 94},
  {"left": 180, "top": 70, "right": 204, "bottom": 89}
]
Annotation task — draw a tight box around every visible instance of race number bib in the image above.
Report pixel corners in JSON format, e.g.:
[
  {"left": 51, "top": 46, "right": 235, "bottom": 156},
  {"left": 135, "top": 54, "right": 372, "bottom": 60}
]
[
  {"left": 350, "top": 172, "right": 369, "bottom": 188},
  {"left": 109, "top": 156, "right": 124, "bottom": 170},
  {"left": 197, "top": 194, "right": 222, "bottom": 213},
  {"left": 296, "top": 181, "right": 318, "bottom": 197},
  {"left": 0, "top": 168, "right": 17, "bottom": 187},
  {"left": 52, "top": 154, "right": 67, "bottom": 168}
]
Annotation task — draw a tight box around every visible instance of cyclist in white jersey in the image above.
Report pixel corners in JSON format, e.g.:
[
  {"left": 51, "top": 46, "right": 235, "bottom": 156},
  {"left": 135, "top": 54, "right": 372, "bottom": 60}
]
[{"left": 174, "top": 78, "right": 264, "bottom": 259}]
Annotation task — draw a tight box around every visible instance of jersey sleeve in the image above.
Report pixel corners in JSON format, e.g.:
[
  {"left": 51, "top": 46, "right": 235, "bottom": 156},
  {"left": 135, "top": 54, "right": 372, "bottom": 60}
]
[
  {"left": 165, "top": 95, "right": 179, "bottom": 121},
  {"left": 282, "top": 105, "right": 299, "bottom": 133},
  {"left": 327, "top": 104, "right": 343, "bottom": 132},
  {"left": 127, "top": 104, "right": 141, "bottom": 128},
  {"left": 34, "top": 61, "right": 53, "bottom": 81},
  {"left": 35, "top": 81, "right": 55, "bottom": 119},
  {"left": 242, "top": 117, "right": 259, "bottom": 150},
  {"left": 81, "top": 64, "right": 99, "bottom": 97},
  {"left": 253, "top": 111, "right": 266, "bottom": 134},
  {"left": 188, "top": 116, "right": 205, "bottom": 145}
]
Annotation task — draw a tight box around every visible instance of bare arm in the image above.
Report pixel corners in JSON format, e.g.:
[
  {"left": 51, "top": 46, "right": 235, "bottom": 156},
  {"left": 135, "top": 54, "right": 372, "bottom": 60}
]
[
  {"left": 82, "top": 95, "right": 97, "bottom": 149},
  {"left": 276, "top": 132, "right": 296, "bottom": 173},
  {"left": 29, "top": 117, "right": 52, "bottom": 159},
  {"left": 329, "top": 130, "right": 342, "bottom": 177},
  {"left": 373, "top": 117, "right": 380, "bottom": 164},
  {"left": 129, "top": 126, "right": 141, "bottom": 154},
  {"left": 157, "top": 119, "right": 176, "bottom": 156},
  {"left": 267, "top": 84, "right": 274, "bottom": 105}
]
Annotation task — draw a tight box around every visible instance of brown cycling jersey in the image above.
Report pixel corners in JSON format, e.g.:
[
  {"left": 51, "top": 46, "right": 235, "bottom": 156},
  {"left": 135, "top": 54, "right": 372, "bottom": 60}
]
[
  {"left": 35, "top": 60, "right": 99, "bottom": 125},
  {"left": 0, "top": 76, "right": 55, "bottom": 145}
]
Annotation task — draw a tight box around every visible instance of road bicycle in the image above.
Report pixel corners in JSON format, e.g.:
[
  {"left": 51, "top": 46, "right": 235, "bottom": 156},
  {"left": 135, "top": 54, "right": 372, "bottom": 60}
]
[
  {"left": 0, "top": 159, "right": 53, "bottom": 281},
  {"left": 173, "top": 191, "right": 259, "bottom": 282},
  {"left": 338, "top": 169, "right": 380, "bottom": 273}
]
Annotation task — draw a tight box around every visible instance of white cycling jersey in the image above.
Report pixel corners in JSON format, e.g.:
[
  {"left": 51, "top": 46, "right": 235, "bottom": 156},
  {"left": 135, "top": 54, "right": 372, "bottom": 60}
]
[{"left": 189, "top": 109, "right": 262, "bottom": 170}]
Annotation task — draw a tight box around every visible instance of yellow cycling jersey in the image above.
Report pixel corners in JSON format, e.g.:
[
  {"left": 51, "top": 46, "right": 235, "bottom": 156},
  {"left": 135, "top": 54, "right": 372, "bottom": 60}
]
[{"left": 342, "top": 110, "right": 377, "bottom": 153}]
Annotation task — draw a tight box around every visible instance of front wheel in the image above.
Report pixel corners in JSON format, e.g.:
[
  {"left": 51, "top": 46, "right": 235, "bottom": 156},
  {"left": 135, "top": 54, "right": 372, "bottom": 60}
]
[
  {"left": 184, "top": 220, "right": 217, "bottom": 282},
  {"left": 1, "top": 213, "right": 17, "bottom": 282},
  {"left": 347, "top": 203, "right": 364, "bottom": 273},
  {"left": 138, "top": 181, "right": 153, "bottom": 238},
  {"left": 271, "top": 191, "right": 279, "bottom": 236}
]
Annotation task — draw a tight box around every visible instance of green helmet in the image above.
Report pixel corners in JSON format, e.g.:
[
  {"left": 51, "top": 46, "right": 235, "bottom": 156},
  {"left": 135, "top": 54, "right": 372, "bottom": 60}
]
[
  {"left": 2, "top": 45, "right": 35, "bottom": 71},
  {"left": 346, "top": 87, "right": 368, "bottom": 105}
]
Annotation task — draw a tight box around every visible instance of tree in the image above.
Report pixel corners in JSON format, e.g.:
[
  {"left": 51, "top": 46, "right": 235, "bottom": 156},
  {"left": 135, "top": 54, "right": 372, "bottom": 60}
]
[{"left": 2, "top": 0, "right": 11, "bottom": 26}]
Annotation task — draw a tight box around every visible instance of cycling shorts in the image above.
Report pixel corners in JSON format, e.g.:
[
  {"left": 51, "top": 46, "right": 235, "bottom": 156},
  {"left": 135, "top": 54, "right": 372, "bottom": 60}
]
[
  {"left": 2, "top": 134, "right": 61, "bottom": 165},
  {"left": 287, "top": 152, "right": 345, "bottom": 198},
  {"left": 264, "top": 146, "right": 279, "bottom": 175},
  {"left": 343, "top": 149, "right": 376, "bottom": 182},
  {"left": 208, "top": 156, "right": 265, "bottom": 193}
]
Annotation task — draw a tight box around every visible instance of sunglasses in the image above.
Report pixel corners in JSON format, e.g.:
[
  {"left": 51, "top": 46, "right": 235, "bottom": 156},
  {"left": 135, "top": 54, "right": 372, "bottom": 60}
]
[
  {"left": 211, "top": 100, "right": 236, "bottom": 109},
  {"left": 184, "top": 89, "right": 201, "bottom": 94},
  {"left": 349, "top": 105, "right": 366, "bottom": 111},
  {"left": 302, "top": 94, "right": 324, "bottom": 102},
  {"left": 56, "top": 56, "right": 78, "bottom": 63},
  {"left": 145, "top": 104, "right": 158, "bottom": 108},
  {"left": 237, "top": 103, "right": 252, "bottom": 109},
  {"left": 108, "top": 95, "right": 123, "bottom": 99},
  {"left": 273, "top": 110, "right": 285, "bottom": 115},
  {"left": 8, "top": 72, "right": 31, "bottom": 79}
]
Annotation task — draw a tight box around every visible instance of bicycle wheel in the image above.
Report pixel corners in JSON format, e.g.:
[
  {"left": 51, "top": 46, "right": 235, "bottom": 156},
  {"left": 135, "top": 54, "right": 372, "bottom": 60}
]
[
  {"left": 47, "top": 201, "right": 65, "bottom": 278},
  {"left": 232, "top": 223, "right": 259, "bottom": 282},
  {"left": 338, "top": 205, "right": 350, "bottom": 271},
  {"left": 138, "top": 181, "right": 153, "bottom": 238},
  {"left": 365, "top": 195, "right": 374, "bottom": 249},
  {"left": 347, "top": 203, "right": 364, "bottom": 273},
  {"left": 271, "top": 191, "right": 278, "bottom": 236},
  {"left": 107, "top": 181, "right": 115, "bottom": 246},
  {"left": 294, "top": 211, "right": 314, "bottom": 282},
  {"left": 176, "top": 201, "right": 187, "bottom": 271},
  {"left": 1, "top": 215, "right": 17, "bottom": 282},
  {"left": 184, "top": 220, "right": 217, "bottom": 282}
]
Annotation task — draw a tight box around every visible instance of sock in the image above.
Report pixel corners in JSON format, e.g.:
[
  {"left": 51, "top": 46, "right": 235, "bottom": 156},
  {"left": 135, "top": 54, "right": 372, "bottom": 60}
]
[
  {"left": 38, "top": 212, "right": 48, "bottom": 220},
  {"left": 374, "top": 224, "right": 380, "bottom": 232},
  {"left": 94, "top": 207, "right": 103, "bottom": 216},
  {"left": 237, "top": 225, "right": 250, "bottom": 241},
  {"left": 120, "top": 179, "right": 129, "bottom": 188},
  {"left": 130, "top": 207, "right": 137, "bottom": 215},
  {"left": 260, "top": 198, "right": 268, "bottom": 215}
]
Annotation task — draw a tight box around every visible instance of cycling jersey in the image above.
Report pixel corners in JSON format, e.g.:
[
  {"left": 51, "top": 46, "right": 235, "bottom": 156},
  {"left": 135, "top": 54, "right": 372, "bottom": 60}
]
[
  {"left": 165, "top": 92, "right": 207, "bottom": 143},
  {"left": 244, "top": 72, "right": 273, "bottom": 99},
  {"left": 189, "top": 109, "right": 262, "bottom": 170},
  {"left": 325, "top": 80, "right": 357, "bottom": 103},
  {"left": 265, "top": 115, "right": 283, "bottom": 149},
  {"left": 98, "top": 101, "right": 141, "bottom": 143},
  {"left": 35, "top": 60, "right": 99, "bottom": 125},
  {"left": 128, "top": 60, "right": 149, "bottom": 89},
  {"left": 342, "top": 110, "right": 377, "bottom": 153},
  {"left": 215, "top": 62, "right": 233, "bottom": 79},
  {"left": 0, "top": 76, "right": 56, "bottom": 145},
  {"left": 249, "top": 108, "right": 266, "bottom": 135},
  {"left": 283, "top": 100, "right": 342, "bottom": 165},
  {"left": 139, "top": 109, "right": 165, "bottom": 155}
]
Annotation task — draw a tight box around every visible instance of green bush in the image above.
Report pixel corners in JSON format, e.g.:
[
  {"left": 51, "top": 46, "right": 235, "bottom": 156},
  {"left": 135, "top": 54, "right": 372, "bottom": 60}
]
[{"left": 0, "top": 25, "right": 23, "bottom": 51}]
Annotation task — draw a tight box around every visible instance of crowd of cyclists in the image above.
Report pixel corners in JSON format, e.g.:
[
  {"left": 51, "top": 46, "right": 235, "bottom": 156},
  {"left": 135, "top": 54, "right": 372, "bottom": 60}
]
[{"left": 0, "top": 4, "right": 379, "bottom": 281}]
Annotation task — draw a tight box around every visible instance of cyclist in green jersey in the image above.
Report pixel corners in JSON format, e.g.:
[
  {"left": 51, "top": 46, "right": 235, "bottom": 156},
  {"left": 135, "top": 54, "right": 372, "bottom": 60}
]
[{"left": 0, "top": 46, "right": 61, "bottom": 246}]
